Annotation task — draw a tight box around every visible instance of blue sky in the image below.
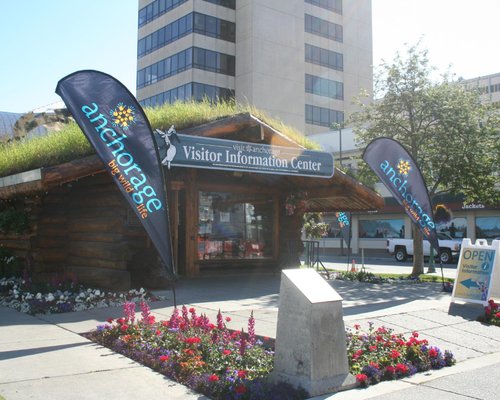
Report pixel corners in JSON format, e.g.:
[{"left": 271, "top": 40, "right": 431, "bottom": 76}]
[{"left": 1, "top": 0, "right": 499, "bottom": 113}]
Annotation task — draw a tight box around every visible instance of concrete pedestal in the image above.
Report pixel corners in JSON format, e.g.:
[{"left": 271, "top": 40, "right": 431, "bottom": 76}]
[{"left": 272, "top": 269, "right": 356, "bottom": 397}]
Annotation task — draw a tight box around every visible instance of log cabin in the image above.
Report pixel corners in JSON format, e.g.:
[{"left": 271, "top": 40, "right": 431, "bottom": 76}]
[{"left": 0, "top": 112, "right": 383, "bottom": 290}]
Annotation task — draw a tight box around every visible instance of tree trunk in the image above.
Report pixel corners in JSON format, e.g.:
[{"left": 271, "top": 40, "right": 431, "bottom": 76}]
[{"left": 411, "top": 225, "right": 424, "bottom": 276}]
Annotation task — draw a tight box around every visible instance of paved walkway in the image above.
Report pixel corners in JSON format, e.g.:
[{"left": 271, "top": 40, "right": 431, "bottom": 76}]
[{"left": 1, "top": 268, "right": 499, "bottom": 400}]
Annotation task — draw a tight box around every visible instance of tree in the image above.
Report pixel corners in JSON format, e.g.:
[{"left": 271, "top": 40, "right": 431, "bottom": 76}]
[{"left": 351, "top": 43, "right": 500, "bottom": 275}]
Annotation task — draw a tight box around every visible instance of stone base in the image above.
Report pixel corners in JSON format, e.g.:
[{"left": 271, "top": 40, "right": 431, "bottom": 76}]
[{"left": 272, "top": 371, "right": 357, "bottom": 397}]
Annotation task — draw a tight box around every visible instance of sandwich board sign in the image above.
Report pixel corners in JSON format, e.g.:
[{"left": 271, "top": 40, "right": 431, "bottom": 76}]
[{"left": 451, "top": 239, "right": 500, "bottom": 305}]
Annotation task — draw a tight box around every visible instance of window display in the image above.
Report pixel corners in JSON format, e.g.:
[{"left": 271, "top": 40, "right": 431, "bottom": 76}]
[{"left": 198, "top": 191, "right": 273, "bottom": 260}]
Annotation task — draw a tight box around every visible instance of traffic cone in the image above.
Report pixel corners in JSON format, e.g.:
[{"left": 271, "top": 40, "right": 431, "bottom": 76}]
[{"left": 351, "top": 259, "right": 356, "bottom": 272}]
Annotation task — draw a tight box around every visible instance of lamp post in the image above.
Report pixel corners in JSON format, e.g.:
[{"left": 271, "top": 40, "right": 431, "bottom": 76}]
[{"left": 331, "top": 122, "right": 344, "bottom": 167}]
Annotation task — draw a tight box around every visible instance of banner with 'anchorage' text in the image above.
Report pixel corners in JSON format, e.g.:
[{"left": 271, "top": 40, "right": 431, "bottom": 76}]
[
  {"left": 56, "top": 70, "right": 174, "bottom": 276},
  {"left": 362, "top": 137, "right": 439, "bottom": 252}
]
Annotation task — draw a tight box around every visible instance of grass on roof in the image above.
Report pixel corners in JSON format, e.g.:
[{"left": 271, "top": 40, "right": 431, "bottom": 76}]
[{"left": 0, "top": 100, "right": 319, "bottom": 178}]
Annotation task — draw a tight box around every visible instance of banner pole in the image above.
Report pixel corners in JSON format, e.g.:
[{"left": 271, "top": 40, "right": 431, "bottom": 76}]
[{"left": 439, "top": 259, "right": 446, "bottom": 291}]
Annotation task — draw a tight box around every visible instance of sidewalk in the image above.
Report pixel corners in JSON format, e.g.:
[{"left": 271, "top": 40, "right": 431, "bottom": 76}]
[{"left": 1, "top": 270, "right": 499, "bottom": 400}]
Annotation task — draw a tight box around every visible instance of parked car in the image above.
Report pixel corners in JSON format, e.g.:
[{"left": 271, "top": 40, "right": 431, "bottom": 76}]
[{"left": 387, "top": 232, "right": 462, "bottom": 264}]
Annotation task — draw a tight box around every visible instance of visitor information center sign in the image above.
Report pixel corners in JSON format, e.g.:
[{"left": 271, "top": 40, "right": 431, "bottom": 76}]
[
  {"left": 154, "top": 127, "right": 334, "bottom": 178},
  {"left": 452, "top": 239, "right": 500, "bottom": 305}
]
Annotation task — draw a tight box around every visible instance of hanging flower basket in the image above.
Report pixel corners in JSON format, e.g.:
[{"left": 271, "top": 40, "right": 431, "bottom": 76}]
[{"left": 284, "top": 191, "right": 308, "bottom": 216}]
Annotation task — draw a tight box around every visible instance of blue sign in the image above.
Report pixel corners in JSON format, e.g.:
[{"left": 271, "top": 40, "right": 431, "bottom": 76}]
[{"left": 154, "top": 127, "right": 334, "bottom": 178}]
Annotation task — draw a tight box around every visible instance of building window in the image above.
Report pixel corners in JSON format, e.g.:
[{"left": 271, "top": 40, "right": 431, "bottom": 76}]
[
  {"left": 359, "top": 219, "right": 404, "bottom": 239},
  {"left": 305, "top": 74, "right": 343, "bottom": 100},
  {"left": 198, "top": 191, "right": 273, "bottom": 260},
  {"left": 202, "top": 0, "right": 236, "bottom": 9},
  {"left": 437, "top": 218, "right": 467, "bottom": 239},
  {"left": 138, "top": 13, "right": 235, "bottom": 58},
  {"left": 138, "top": 0, "right": 189, "bottom": 27},
  {"left": 139, "top": 83, "right": 234, "bottom": 107},
  {"left": 305, "top": 0, "right": 342, "bottom": 15},
  {"left": 305, "top": 44, "right": 343, "bottom": 71},
  {"left": 490, "top": 83, "right": 500, "bottom": 93},
  {"left": 476, "top": 216, "right": 500, "bottom": 239},
  {"left": 137, "top": 47, "right": 234, "bottom": 89},
  {"left": 305, "top": 104, "right": 343, "bottom": 127},
  {"left": 305, "top": 14, "right": 343, "bottom": 42}
]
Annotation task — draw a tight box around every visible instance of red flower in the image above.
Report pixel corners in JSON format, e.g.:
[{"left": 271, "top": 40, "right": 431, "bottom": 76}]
[
  {"left": 222, "top": 349, "right": 232, "bottom": 355},
  {"left": 385, "top": 366, "right": 395, "bottom": 375},
  {"left": 390, "top": 350, "right": 401, "bottom": 359},
  {"left": 116, "top": 318, "right": 125, "bottom": 325},
  {"left": 208, "top": 374, "right": 219, "bottom": 382},
  {"left": 234, "top": 385, "right": 247, "bottom": 394},
  {"left": 237, "top": 370, "right": 247, "bottom": 378},
  {"left": 485, "top": 306, "right": 492, "bottom": 316},
  {"left": 354, "top": 324, "right": 361, "bottom": 330},
  {"left": 369, "top": 345, "right": 377, "bottom": 352},
  {"left": 120, "top": 324, "right": 129, "bottom": 332},
  {"left": 159, "top": 355, "right": 169, "bottom": 362},
  {"left": 225, "top": 317, "right": 232, "bottom": 322},
  {"left": 106, "top": 318, "right": 114, "bottom": 323},
  {"left": 184, "top": 337, "right": 202, "bottom": 344},
  {"left": 162, "top": 321, "right": 169, "bottom": 327},
  {"left": 428, "top": 348, "right": 439, "bottom": 358},
  {"left": 156, "top": 330, "right": 162, "bottom": 336},
  {"left": 189, "top": 307, "right": 196, "bottom": 313},
  {"left": 395, "top": 363, "right": 408, "bottom": 374},
  {"left": 356, "top": 373, "right": 368, "bottom": 383},
  {"left": 495, "top": 312, "right": 500, "bottom": 318},
  {"left": 412, "top": 331, "right": 419, "bottom": 338}
]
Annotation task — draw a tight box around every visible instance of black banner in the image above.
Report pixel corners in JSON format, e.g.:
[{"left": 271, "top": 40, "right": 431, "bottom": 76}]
[
  {"left": 362, "top": 137, "right": 439, "bottom": 252},
  {"left": 56, "top": 70, "right": 174, "bottom": 276}
]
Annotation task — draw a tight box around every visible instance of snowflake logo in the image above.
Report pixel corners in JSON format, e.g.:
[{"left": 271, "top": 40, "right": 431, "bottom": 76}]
[
  {"left": 397, "top": 159, "right": 411, "bottom": 176},
  {"left": 110, "top": 103, "right": 136, "bottom": 130}
]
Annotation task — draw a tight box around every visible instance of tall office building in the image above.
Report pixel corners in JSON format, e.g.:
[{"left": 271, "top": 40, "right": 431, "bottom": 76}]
[{"left": 136, "top": 0, "right": 373, "bottom": 135}]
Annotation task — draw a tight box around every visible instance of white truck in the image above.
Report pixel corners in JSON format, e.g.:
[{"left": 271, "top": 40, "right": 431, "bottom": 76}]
[{"left": 386, "top": 232, "right": 462, "bottom": 264}]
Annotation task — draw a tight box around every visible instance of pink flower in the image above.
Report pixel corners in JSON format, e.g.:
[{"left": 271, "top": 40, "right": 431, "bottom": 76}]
[
  {"left": 222, "top": 349, "right": 232, "bottom": 355},
  {"left": 120, "top": 324, "right": 128, "bottom": 332},
  {"left": 208, "top": 374, "right": 219, "bottom": 382}
]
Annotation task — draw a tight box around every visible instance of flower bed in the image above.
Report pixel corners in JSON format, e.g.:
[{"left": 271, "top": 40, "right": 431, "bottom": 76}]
[
  {"left": 478, "top": 299, "right": 500, "bottom": 327},
  {"left": 85, "top": 303, "right": 306, "bottom": 400},
  {"left": 0, "top": 276, "right": 162, "bottom": 315},
  {"left": 347, "top": 322, "right": 455, "bottom": 387},
  {"left": 85, "top": 302, "right": 457, "bottom": 399}
]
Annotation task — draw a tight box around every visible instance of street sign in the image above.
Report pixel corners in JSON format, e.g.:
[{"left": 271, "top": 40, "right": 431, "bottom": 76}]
[{"left": 452, "top": 239, "right": 500, "bottom": 305}]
